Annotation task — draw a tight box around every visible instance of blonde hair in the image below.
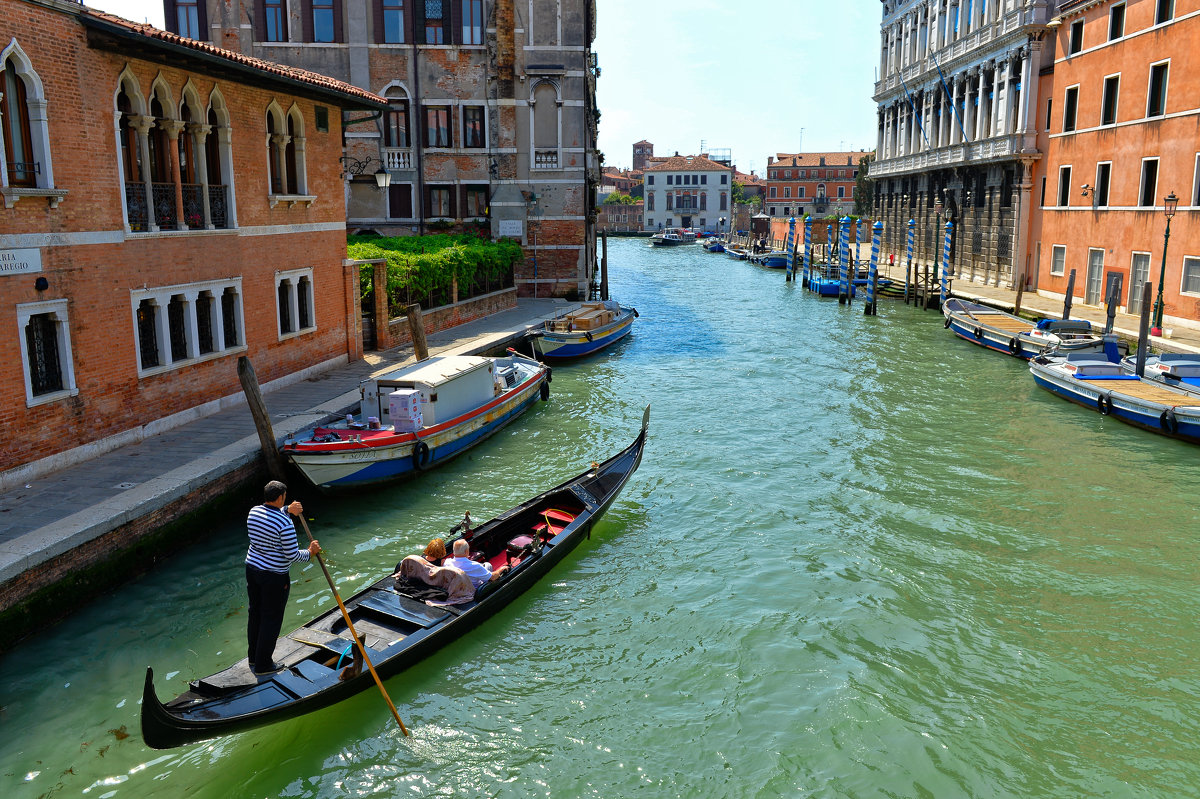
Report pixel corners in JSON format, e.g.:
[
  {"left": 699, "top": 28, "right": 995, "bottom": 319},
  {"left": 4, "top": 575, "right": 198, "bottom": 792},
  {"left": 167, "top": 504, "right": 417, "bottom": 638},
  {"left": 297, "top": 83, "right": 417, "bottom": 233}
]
[{"left": 423, "top": 538, "right": 447, "bottom": 561}]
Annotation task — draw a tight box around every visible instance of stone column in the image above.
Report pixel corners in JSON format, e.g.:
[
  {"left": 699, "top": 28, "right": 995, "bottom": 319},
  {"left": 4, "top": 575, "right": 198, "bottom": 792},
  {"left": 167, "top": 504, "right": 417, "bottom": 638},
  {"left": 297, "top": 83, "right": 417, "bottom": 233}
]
[
  {"left": 270, "top": 132, "right": 289, "bottom": 193},
  {"left": 129, "top": 114, "right": 157, "bottom": 231},
  {"left": 161, "top": 119, "right": 186, "bottom": 230},
  {"left": 1020, "top": 41, "right": 1042, "bottom": 141},
  {"left": 951, "top": 75, "right": 963, "bottom": 144},
  {"left": 974, "top": 67, "right": 986, "bottom": 140},
  {"left": 191, "top": 122, "right": 214, "bottom": 229}
]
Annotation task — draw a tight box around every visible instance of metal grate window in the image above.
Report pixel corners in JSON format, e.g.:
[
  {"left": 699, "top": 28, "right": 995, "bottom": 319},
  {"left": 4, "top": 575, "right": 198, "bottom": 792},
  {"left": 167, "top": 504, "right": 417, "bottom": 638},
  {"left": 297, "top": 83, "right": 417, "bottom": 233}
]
[
  {"left": 168, "top": 295, "right": 188, "bottom": 361},
  {"left": 298, "top": 277, "right": 311, "bottom": 329},
  {"left": 24, "top": 313, "right": 63, "bottom": 396},
  {"left": 222, "top": 288, "right": 239, "bottom": 347},
  {"left": 137, "top": 300, "right": 159, "bottom": 369},
  {"left": 197, "top": 293, "right": 214, "bottom": 355}
]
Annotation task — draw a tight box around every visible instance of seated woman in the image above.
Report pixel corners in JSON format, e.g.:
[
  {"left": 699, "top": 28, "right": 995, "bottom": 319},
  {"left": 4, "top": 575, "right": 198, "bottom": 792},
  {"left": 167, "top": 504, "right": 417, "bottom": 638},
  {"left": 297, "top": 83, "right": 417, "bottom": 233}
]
[
  {"left": 392, "top": 537, "right": 473, "bottom": 605},
  {"left": 422, "top": 537, "right": 447, "bottom": 567}
]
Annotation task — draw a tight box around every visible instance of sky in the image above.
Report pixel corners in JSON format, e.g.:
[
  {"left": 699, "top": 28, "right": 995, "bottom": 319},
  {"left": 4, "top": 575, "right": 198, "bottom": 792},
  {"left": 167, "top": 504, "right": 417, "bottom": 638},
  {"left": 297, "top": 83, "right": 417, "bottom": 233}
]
[{"left": 85, "top": 0, "right": 883, "bottom": 176}]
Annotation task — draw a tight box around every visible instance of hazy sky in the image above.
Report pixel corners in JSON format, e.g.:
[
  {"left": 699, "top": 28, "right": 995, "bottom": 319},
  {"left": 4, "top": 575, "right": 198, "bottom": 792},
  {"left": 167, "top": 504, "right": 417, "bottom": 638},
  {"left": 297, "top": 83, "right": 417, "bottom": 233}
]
[{"left": 86, "top": 0, "right": 882, "bottom": 175}]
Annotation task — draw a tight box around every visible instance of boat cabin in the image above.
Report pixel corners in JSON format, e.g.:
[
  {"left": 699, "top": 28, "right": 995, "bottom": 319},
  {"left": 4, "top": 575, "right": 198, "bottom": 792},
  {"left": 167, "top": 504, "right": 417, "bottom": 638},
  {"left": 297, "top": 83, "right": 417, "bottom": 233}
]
[{"left": 361, "top": 355, "right": 514, "bottom": 427}]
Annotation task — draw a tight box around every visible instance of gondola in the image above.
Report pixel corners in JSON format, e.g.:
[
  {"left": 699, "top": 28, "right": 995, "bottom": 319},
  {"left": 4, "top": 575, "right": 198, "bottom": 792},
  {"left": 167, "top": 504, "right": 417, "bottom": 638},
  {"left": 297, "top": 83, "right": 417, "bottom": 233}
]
[{"left": 141, "top": 407, "right": 649, "bottom": 749}]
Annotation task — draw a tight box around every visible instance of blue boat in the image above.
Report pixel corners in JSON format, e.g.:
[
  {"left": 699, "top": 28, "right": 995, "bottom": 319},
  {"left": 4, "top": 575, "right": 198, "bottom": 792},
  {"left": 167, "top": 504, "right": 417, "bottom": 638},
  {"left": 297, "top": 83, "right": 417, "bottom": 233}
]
[
  {"left": 1029, "top": 350, "right": 1200, "bottom": 443},
  {"left": 1120, "top": 353, "right": 1200, "bottom": 391},
  {"left": 532, "top": 300, "right": 636, "bottom": 360},
  {"left": 284, "top": 354, "right": 549, "bottom": 490},
  {"left": 807, "top": 274, "right": 855, "bottom": 297},
  {"left": 943, "top": 298, "right": 1111, "bottom": 359},
  {"left": 752, "top": 252, "right": 789, "bottom": 268}
]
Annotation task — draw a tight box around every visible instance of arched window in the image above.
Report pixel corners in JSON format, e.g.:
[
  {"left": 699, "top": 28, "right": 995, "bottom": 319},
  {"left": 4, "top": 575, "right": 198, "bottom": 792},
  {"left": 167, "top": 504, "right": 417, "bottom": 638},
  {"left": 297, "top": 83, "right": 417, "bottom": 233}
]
[
  {"left": 2, "top": 56, "right": 35, "bottom": 186},
  {"left": 384, "top": 88, "right": 410, "bottom": 148},
  {"left": 266, "top": 110, "right": 283, "bottom": 193},
  {"left": 285, "top": 114, "right": 299, "bottom": 194}
]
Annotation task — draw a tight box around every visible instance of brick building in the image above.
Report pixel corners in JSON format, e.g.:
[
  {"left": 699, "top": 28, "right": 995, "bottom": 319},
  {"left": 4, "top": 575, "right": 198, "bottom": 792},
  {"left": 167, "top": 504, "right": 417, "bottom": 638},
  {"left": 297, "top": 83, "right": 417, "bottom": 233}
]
[
  {"left": 0, "top": 1, "right": 384, "bottom": 480},
  {"left": 871, "top": 0, "right": 1052, "bottom": 288},
  {"left": 597, "top": 200, "right": 643, "bottom": 232},
  {"left": 1030, "top": 0, "right": 1200, "bottom": 331},
  {"left": 632, "top": 139, "right": 653, "bottom": 171},
  {"left": 162, "top": 0, "right": 601, "bottom": 299},
  {"left": 642, "top": 154, "right": 732, "bottom": 232},
  {"left": 766, "top": 151, "right": 862, "bottom": 218}
]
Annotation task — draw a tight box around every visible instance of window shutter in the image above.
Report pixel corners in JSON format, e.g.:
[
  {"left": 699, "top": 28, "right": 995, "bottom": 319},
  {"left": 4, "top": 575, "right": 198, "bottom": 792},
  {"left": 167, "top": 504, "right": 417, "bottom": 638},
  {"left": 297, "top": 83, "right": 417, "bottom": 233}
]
[
  {"left": 373, "top": 0, "right": 385, "bottom": 43},
  {"left": 404, "top": 0, "right": 416, "bottom": 44},
  {"left": 334, "top": 0, "right": 345, "bottom": 42},
  {"left": 449, "top": 185, "right": 458, "bottom": 218},
  {"left": 197, "top": 0, "right": 209, "bottom": 39},
  {"left": 164, "top": 0, "right": 179, "bottom": 33},
  {"left": 424, "top": 184, "right": 432, "bottom": 216},
  {"left": 303, "top": 0, "right": 315, "bottom": 43},
  {"left": 254, "top": 0, "right": 267, "bottom": 39},
  {"left": 390, "top": 183, "right": 413, "bottom": 218},
  {"left": 414, "top": 0, "right": 426, "bottom": 43},
  {"left": 449, "top": 0, "right": 462, "bottom": 44}
]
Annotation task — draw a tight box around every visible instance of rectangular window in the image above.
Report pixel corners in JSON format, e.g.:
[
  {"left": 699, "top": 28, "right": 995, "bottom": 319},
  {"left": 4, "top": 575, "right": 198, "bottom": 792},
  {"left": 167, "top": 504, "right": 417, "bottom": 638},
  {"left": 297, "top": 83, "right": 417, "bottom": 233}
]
[
  {"left": 1183, "top": 257, "right": 1200, "bottom": 294},
  {"left": 24, "top": 312, "right": 62, "bottom": 395},
  {"left": 1069, "top": 20, "right": 1084, "bottom": 54},
  {"left": 701, "top": 175, "right": 707, "bottom": 185},
  {"left": 1046, "top": 98, "right": 1053, "bottom": 130},
  {"left": 647, "top": 175, "right": 654, "bottom": 185},
  {"left": 1129, "top": 252, "right": 1151, "bottom": 313},
  {"left": 784, "top": 170, "right": 791, "bottom": 178},
  {"left": 1101, "top": 75, "right": 1119, "bottom": 125},
  {"left": 168, "top": 295, "right": 189, "bottom": 362},
  {"left": 177, "top": 0, "right": 201, "bottom": 38},
  {"left": 1063, "top": 86, "right": 1078, "bottom": 132},
  {"left": 389, "top": 182, "right": 414, "bottom": 218},
  {"left": 667, "top": 175, "right": 673, "bottom": 185},
  {"left": 277, "top": 282, "right": 292, "bottom": 335},
  {"left": 276, "top": 269, "right": 315, "bottom": 338},
  {"left": 1193, "top": 153, "right": 1200, "bottom": 206},
  {"left": 1109, "top": 3, "right": 1125, "bottom": 39},
  {"left": 463, "top": 106, "right": 485, "bottom": 148},
  {"left": 769, "top": 206, "right": 776, "bottom": 216},
  {"left": 1140, "top": 158, "right": 1159, "bottom": 207},
  {"left": 784, "top": 187, "right": 791, "bottom": 198},
  {"left": 462, "top": 0, "right": 483, "bottom": 45},
  {"left": 1147, "top": 62, "right": 1168, "bottom": 117},
  {"left": 837, "top": 186, "right": 846, "bottom": 198},
  {"left": 424, "top": 106, "right": 451, "bottom": 147},
  {"left": 463, "top": 184, "right": 488, "bottom": 216},
  {"left": 430, "top": 187, "right": 451, "bottom": 216},
  {"left": 1051, "top": 245, "right": 1066, "bottom": 276},
  {"left": 386, "top": 100, "right": 410, "bottom": 147},
  {"left": 769, "top": 187, "right": 777, "bottom": 198},
  {"left": 720, "top": 191, "right": 727, "bottom": 211},
  {"left": 1040, "top": 176, "right": 1047, "bottom": 206},
  {"left": 264, "top": 0, "right": 287, "bottom": 41},
  {"left": 1058, "top": 165, "right": 1072, "bottom": 207},
  {"left": 646, "top": 192, "right": 654, "bottom": 211},
  {"left": 1156, "top": 0, "right": 1174, "bottom": 25},
  {"left": 222, "top": 287, "right": 241, "bottom": 348},
  {"left": 382, "top": 0, "right": 405, "bottom": 43},
  {"left": 424, "top": 0, "right": 445, "bottom": 43},
  {"left": 137, "top": 300, "right": 160, "bottom": 370},
  {"left": 1095, "top": 162, "right": 1111, "bottom": 207},
  {"left": 312, "top": 0, "right": 336, "bottom": 42},
  {"left": 197, "top": 291, "right": 214, "bottom": 355}
]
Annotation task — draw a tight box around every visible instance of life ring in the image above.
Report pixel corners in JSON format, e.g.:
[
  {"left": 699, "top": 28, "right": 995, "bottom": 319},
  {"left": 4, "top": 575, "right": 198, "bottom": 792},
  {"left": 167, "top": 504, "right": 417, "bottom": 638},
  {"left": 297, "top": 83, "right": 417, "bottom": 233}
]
[
  {"left": 943, "top": 317, "right": 952, "bottom": 329},
  {"left": 540, "top": 379, "right": 550, "bottom": 401},
  {"left": 1160, "top": 407, "right": 1179, "bottom": 434},
  {"left": 1098, "top": 393, "right": 1114, "bottom": 416},
  {"left": 973, "top": 327, "right": 983, "bottom": 340},
  {"left": 412, "top": 440, "right": 432, "bottom": 470},
  {"left": 1008, "top": 337, "right": 1021, "bottom": 357}
]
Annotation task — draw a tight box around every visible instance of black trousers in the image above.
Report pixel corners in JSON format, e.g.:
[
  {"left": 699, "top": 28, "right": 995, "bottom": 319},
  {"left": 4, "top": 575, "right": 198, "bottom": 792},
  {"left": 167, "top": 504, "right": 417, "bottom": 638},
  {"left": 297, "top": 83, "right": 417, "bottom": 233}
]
[{"left": 246, "top": 564, "right": 290, "bottom": 669}]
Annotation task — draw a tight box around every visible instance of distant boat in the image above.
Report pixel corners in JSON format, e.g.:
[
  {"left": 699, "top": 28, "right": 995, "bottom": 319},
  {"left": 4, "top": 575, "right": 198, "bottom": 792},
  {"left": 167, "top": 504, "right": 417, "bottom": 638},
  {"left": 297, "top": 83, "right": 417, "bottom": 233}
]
[
  {"left": 700, "top": 239, "right": 725, "bottom": 253},
  {"left": 943, "top": 298, "right": 1114, "bottom": 359},
  {"left": 751, "top": 252, "right": 789, "bottom": 268},
  {"left": 649, "top": 228, "right": 691, "bottom": 247},
  {"left": 283, "top": 354, "right": 548, "bottom": 491},
  {"left": 1120, "top": 353, "right": 1200, "bottom": 392},
  {"left": 1030, "top": 351, "right": 1200, "bottom": 442},
  {"left": 532, "top": 301, "right": 637, "bottom": 360},
  {"left": 725, "top": 245, "right": 748, "bottom": 260}
]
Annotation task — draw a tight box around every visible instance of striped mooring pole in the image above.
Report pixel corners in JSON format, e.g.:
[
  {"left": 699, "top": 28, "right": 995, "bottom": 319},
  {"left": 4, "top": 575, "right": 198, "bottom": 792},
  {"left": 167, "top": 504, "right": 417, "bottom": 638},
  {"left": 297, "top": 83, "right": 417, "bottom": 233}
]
[
  {"left": 802, "top": 216, "right": 813, "bottom": 290},
  {"left": 904, "top": 218, "right": 915, "bottom": 305},
  {"left": 866, "top": 220, "right": 883, "bottom": 316},
  {"left": 784, "top": 217, "right": 797, "bottom": 282},
  {"left": 940, "top": 221, "right": 953, "bottom": 309},
  {"left": 826, "top": 223, "right": 833, "bottom": 270},
  {"left": 838, "top": 216, "right": 851, "bottom": 305},
  {"left": 856, "top": 218, "right": 865, "bottom": 278}
]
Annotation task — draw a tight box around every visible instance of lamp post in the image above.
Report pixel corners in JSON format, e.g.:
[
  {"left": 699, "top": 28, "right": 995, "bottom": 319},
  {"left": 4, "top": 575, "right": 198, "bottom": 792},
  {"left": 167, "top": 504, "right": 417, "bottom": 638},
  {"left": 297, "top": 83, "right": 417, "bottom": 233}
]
[
  {"left": 1151, "top": 191, "right": 1179, "bottom": 336},
  {"left": 339, "top": 155, "right": 392, "bottom": 189}
]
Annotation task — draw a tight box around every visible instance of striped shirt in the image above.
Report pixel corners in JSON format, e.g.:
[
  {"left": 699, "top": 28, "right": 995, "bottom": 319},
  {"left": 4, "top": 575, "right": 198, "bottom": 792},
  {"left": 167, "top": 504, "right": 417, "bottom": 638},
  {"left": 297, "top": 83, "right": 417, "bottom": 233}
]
[{"left": 245, "top": 504, "right": 311, "bottom": 573}]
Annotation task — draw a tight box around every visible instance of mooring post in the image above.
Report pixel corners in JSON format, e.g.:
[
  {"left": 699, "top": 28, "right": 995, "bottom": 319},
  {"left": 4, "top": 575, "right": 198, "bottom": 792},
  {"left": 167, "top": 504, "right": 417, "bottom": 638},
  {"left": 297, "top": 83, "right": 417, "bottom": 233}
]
[
  {"left": 1063, "top": 270, "right": 1076, "bottom": 321},
  {"left": 940, "top": 221, "right": 953, "bottom": 310},
  {"left": 405, "top": 303, "right": 429, "bottom": 361},
  {"left": 785, "top": 217, "right": 797, "bottom": 282},
  {"left": 601, "top": 230, "right": 609, "bottom": 301},
  {"left": 856, "top": 218, "right": 865, "bottom": 279},
  {"left": 1135, "top": 280, "right": 1152, "bottom": 376},
  {"left": 904, "top": 218, "right": 915, "bottom": 305},
  {"left": 1104, "top": 274, "right": 1123, "bottom": 334},
  {"left": 838, "top": 216, "right": 851, "bottom": 304},
  {"left": 866, "top": 220, "right": 882, "bottom": 316},
  {"left": 826, "top": 223, "right": 833, "bottom": 272},
  {"left": 237, "top": 355, "right": 289, "bottom": 481},
  {"left": 802, "top": 216, "right": 813, "bottom": 290}
]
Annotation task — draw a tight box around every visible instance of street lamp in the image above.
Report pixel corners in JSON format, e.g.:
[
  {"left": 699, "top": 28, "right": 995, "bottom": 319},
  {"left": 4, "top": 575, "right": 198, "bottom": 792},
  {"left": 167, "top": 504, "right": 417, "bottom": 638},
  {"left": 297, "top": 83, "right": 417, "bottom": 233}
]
[
  {"left": 339, "top": 155, "right": 391, "bottom": 189},
  {"left": 1151, "top": 191, "right": 1179, "bottom": 336}
]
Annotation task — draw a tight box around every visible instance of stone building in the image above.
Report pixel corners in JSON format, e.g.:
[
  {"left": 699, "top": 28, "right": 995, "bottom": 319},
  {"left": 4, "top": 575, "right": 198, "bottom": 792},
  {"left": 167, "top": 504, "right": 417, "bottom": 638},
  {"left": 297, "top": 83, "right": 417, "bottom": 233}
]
[
  {"left": 1030, "top": 0, "right": 1200, "bottom": 330},
  {"left": 766, "top": 151, "right": 862, "bottom": 218},
  {"left": 871, "top": 0, "right": 1055, "bottom": 288},
  {"left": 641, "top": 154, "right": 732, "bottom": 232},
  {"left": 162, "top": 0, "right": 601, "bottom": 298},
  {"left": 0, "top": 0, "right": 383, "bottom": 480},
  {"left": 632, "top": 138, "right": 653, "bottom": 171}
]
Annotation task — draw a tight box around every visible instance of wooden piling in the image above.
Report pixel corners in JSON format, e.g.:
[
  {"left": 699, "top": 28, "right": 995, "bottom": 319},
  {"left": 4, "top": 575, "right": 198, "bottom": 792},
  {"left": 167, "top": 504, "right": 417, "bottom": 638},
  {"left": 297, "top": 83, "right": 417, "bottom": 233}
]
[
  {"left": 1135, "top": 280, "right": 1153, "bottom": 376},
  {"left": 237, "top": 356, "right": 288, "bottom": 481},
  {"left": 405, "top": 303, "right": 429, "bottom": 362},
  {"left": 601, "top": 231, "right": 609, "bottom": 301},
  {"left": 1063, "top": 270, "right": 1076, "bottom": 320}
]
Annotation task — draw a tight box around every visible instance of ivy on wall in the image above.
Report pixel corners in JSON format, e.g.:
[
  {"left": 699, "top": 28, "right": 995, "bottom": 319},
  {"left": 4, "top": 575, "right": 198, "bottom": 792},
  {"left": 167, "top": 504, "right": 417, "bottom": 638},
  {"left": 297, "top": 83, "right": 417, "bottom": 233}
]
[{"left": 349, "top": 234, "right": 523, "bottom": 310}]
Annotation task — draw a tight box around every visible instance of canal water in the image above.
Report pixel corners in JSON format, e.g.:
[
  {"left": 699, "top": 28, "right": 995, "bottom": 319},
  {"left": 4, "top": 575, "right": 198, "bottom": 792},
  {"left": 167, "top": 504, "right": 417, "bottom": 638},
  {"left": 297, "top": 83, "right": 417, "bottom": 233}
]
[{"left": 4, "top": 237, "right": 1200, "bottom": 798}]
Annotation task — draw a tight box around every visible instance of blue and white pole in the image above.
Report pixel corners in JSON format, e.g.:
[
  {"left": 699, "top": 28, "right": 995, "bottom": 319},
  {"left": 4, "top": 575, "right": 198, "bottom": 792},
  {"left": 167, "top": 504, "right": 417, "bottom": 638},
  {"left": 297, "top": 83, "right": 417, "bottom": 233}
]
[
  {"left": 867, "top": 220, "right": 883, "bottom": 316},
  {"left": 839, "top": 216, "right": 851, "bottom": 304},
  {"left": 826, "top": 223, "right": 833, "bottom": 272},
  {"left": 802, "top": 216, "right": 813, "bottom": 289},
  {"left": 785, "top": 217, "right": 797, "bottom": 282},
  {"left": 856, "top": 218, "right": 865, "bottom": 278},
  {"left": 905, "top": 218, "right": 915, "bottom": 305},
  {"left": 940, "top": 221, "right": 953, "bottom": 308}
]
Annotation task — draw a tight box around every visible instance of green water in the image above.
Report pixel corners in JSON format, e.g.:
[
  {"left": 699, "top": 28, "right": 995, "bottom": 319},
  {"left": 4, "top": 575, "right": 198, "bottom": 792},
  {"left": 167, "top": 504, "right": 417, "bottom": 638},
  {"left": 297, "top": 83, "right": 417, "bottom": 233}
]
[{"left": 4, "top": 238, "right": 1200, "bottom": 798}]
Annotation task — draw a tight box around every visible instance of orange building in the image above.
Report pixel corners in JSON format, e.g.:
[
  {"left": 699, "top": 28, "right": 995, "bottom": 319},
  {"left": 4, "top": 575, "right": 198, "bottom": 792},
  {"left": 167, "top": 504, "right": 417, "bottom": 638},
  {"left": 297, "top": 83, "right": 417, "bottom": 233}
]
[
  {"left": 766, "top": 152, "right": 862, "bottom": 218},
  {"left": 1031, "top": 0, "right": 1199, "bottom": 333}
]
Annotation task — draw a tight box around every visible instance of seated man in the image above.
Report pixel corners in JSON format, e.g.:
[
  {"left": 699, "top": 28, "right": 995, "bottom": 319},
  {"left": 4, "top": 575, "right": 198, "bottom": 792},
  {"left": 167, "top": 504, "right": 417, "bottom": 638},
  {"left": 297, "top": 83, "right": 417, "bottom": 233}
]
[{"left": 443, "top": 539, "right": 508, "bottom": 589}]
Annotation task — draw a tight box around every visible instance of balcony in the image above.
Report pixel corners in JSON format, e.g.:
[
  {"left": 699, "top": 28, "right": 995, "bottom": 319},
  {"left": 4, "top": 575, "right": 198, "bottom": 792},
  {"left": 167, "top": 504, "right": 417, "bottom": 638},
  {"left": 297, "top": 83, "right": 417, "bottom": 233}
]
[
  {"left": 534, "top": 150, "right": 559, "bottom": 170},
  {"left": 383, "top": 148, "right": 412, "bottom": 170},
  {"left": 869, "top": 133, "right": 1035, "bottom": 178},
  {"left": 152, "top": 182, "right": 178, "bottom": 230}
]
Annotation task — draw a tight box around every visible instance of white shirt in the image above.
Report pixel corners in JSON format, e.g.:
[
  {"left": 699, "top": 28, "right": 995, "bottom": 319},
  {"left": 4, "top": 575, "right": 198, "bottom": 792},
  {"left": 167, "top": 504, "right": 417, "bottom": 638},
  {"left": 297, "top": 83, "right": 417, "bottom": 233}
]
[{"left": 444, "top": 555, "right": 492, "bottom": 588}]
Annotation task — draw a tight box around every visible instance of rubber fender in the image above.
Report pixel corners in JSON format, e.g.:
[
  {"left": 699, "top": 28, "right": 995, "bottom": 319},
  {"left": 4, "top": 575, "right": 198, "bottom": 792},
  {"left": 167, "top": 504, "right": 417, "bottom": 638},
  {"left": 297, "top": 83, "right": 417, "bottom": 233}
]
[
  {"left": 1160, "top": 407, "right": 1179, "bottom": 434},
  {"left": 973, "top": 327, "right": 983, "bottom": 340},
  {"left": 632, "top": 308, "right": 639, "bottom": 318},
  {"left": 412, "top": 440, "right": 432, "bottom": 470},
  {"left": 943, "top": 317, "right": 952, "bottom": 329},
  {"left": 1008, "top": 337, "right": 1021, "bottom": 356},
  {"left": 1098, "top": 393, "right": 1114, "bottom": 416},
  {"left": 585, "top": 331, "right": 594, "bottom": 342},
  {"left": 540, "top": 379, "right": 550, "bottom": 401}
]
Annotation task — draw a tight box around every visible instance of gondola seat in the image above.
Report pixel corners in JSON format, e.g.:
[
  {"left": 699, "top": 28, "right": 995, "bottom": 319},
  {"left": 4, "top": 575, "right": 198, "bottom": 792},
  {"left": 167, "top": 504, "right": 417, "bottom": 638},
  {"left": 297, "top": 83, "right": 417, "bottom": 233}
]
[{"left": 531, "top": 508, "right": 577, "bottom": 537}]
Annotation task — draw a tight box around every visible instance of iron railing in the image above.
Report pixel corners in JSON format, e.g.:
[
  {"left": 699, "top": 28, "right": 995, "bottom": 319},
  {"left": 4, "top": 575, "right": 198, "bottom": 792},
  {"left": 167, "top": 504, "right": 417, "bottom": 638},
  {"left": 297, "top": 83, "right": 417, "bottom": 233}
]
[{"left": 152, "top": 182, "right": 178, "bottom": 229}]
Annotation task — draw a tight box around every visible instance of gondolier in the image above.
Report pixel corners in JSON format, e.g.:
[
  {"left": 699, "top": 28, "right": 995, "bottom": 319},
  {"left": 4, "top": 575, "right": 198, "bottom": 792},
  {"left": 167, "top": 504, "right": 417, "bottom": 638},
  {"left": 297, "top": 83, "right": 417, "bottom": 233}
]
[{"left": 245, "top": 480, "right": 320, "bottom": 675}]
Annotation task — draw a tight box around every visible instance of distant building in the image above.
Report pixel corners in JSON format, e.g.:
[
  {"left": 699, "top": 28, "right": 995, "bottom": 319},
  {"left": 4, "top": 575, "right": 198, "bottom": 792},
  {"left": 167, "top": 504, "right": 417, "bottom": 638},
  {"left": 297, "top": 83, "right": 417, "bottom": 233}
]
[
  {"left": 766, "top": 152, "right": 861, "bottom": 218},
  {"left": 160, "top": 0, "right": 601, "bottom": 299},
  {"left": 642, "top": 154, "right": 732, "bottom": 231},
  {"left": 598, "top": 201, "right": 644, "bottom": 233},
  {"left": 601, "top": 167, "right": 640, "bottom": 195},
  {"left": 633, "top": 139, "right": 654, "bottom": 171},
  {"left": 0, "top": 0, "right": 382, "bottom": 477}
]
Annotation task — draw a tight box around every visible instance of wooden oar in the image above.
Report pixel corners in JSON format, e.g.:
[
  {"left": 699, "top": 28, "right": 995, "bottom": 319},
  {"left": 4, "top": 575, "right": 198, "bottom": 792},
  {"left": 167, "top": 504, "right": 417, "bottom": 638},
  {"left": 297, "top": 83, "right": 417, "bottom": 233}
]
[{"left": 296, "top": 515, "right": 410, "bottom": 737}]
